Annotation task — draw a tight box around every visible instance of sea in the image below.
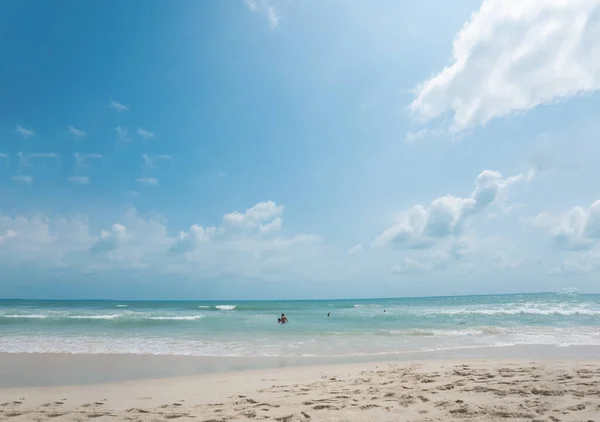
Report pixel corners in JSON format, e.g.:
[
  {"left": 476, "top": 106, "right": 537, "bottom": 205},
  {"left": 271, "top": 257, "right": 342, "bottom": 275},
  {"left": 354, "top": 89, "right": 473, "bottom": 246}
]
[{"left": 1, "top": 292, "right": 600, "bottom": 358}]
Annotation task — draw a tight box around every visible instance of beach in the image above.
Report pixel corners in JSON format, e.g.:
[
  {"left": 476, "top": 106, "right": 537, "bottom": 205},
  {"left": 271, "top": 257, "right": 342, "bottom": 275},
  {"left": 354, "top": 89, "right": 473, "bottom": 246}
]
[
  {"left": 2, "top": 294, "right": 600, "bottom": 420},
  {"left": 1, "top": 354, "right": 600, "bottom": 421}
]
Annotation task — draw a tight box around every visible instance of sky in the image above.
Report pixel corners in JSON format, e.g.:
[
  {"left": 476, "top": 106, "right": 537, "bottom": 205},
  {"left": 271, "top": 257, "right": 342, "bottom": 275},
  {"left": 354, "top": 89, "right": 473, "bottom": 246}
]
[{"left": 1, "top": 0, "right": 600, "bottom": 300}]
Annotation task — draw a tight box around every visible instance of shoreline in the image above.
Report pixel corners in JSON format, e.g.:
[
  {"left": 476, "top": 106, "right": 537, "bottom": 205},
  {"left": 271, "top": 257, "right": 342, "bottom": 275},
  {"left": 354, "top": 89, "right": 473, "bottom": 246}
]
[
  {"left": 2, "top": 344, "right": 600, "bottom": 388},
  {"left": 1, "top": 357, "right": 599, "bottom": 421}
]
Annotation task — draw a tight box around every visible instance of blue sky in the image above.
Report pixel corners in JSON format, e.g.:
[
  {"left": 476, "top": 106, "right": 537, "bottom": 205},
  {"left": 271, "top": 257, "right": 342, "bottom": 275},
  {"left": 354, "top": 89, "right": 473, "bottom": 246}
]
[{"left": 1, "top": 0, "right": 600, "bottom": 299}]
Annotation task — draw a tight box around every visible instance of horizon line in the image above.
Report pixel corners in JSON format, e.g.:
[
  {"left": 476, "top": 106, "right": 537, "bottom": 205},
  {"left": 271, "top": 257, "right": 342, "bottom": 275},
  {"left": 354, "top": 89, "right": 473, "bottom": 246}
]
[{"left": 0, "top": 291, "right": 586, "bottom": 303}]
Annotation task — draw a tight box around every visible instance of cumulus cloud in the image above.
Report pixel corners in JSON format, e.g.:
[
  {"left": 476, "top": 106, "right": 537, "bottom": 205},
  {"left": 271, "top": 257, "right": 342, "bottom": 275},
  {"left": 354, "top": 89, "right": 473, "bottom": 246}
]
[
  {"left": 15, "top": 125, "right": 35, "bottom": 138},
  {"left": 68, "top": 126, "right": 86, "bottom": 138},
  {"left": 0, "top": 203, "right": 321, "bottom": 280},
  {"left": 224, "top": 201, "right": 284, "bottom": 232},
  {"left": 373, "top": 169, "right": 531, "bottom": 248},
  {"left": 137, "top": 127, "right": 156, "bottom": 141},
  {"left": 410, "top": 0, "right": 600, "bottom": 133},
  {"left": 244, "top": 0, "right": 280, "bottom": 28},
  {"left": 110, "top": 100, "right": 128, "bottom": 112},
  {"left": 531, "top": 200, "right": 600, "bottom": 250}
]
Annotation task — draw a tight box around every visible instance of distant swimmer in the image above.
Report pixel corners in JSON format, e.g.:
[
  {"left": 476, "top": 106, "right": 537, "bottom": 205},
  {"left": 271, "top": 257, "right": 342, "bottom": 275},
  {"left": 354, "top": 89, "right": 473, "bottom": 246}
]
[
  {"left": 279, "top": 313, "right": 289, "bottom": 324},
  {"left": 327, "top": 312, "right": 330, "bottom": 317}
]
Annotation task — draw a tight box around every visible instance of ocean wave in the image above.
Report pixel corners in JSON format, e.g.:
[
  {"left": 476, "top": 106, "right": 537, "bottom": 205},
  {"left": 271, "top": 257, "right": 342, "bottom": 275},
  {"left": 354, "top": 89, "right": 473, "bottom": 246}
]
[
  {"left": 215, "top": 305, "right": 236, "bottom": 311},
  {"left": 2, "top": 314, "right": 48, "bottom": 319},
  {"left": 2, "top": 326, "right": 600, "bottom": 357},
  {"left": 116, "top": 305, "right": 128, "bottom": 308},
  {"left": 416, "top": 307, "right": 600, "bottom": 317},
  {"left": 148, "top": 315, "right": 204, "bottom": 321},
  {"left": 380, "top": 327, "right": 507, "bottom": 336},
  {"left": 67, "top": 315, "right": 120, "bottom": 320}
]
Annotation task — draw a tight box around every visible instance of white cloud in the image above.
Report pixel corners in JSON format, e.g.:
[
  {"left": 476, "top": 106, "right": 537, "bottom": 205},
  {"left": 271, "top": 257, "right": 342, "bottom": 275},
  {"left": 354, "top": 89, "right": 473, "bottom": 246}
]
[
  {"left": 11, "top": 175, "right": 33, "bottom": 184},
  {"left": 223, "top": 200, "right": 284, "bottom": 231},
  {"left": 0, "top": 203, "right": 322, "bottom": 280},
  {"left": 404, "top": 129, "right": 430, "bottom": 144},
  {"left": 74, "top": 153, "right": 103, "bottom": 168},
  {"left": 373, "top": 169, "right": 531, "bottom": 248},
  {"left": 244, "top": 0, "right": 280, "bottom": 28},
  {"left": 259, "top": 217, "right": 282, "bottom": 233},
  {"left": 29, "top": 153, "right": 59, "bottom": 159},
  {"left": 137, "top": 127, "right": 156, "bottom": 141},
  {"left": 348, "top": 244, "right": 362, "bottom": 255},
  {"left": 68, "top": 126, "right": 86, "bottom": 138},
  {"left": 141, "top": 154, "right": 172, "bottom": 170},
  {"left": 531, "top": 200, "right": 600, "bottom": 250},
  {"left": 137, "top": 177, "right": 158, "bottom": 186},
  {"left": 15, "top": 125, "right": 35, "bottom": 138},
  {"left": 410, "top": 0, "right": 600, "bottom": 133},
  {"left": 390, "top": 258, "right": 428, "bottom": 275},
  {"left": 110, "top": 100, "right": 128, "bottom": 112},
  {"left": 68, "top": 176, "right": 90, "bottom": 185},
  {"left": 70, "top": 153, "right": 102, "bottom": 185},
  {"left": 115, "top": 126, "right": 129, "bottom": 142}
]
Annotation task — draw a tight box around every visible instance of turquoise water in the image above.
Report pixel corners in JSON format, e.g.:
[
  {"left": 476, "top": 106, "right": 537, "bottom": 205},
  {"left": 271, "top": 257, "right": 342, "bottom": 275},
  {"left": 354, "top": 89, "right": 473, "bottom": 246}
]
[{"left": 1, "top": 293, "right": 600, "bottom": 357}]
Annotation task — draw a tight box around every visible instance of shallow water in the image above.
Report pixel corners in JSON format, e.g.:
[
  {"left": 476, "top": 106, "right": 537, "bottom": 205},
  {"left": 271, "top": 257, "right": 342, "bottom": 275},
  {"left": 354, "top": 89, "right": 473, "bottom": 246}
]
[{"left": 1, "top": 292, "right": 599, "bottom": 357}]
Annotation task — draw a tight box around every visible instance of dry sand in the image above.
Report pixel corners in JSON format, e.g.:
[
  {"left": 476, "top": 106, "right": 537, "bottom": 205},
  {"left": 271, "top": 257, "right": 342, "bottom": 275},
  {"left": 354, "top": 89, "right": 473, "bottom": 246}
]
[{"left": 1, "top": 359, "right": 600, "bottom": 421}]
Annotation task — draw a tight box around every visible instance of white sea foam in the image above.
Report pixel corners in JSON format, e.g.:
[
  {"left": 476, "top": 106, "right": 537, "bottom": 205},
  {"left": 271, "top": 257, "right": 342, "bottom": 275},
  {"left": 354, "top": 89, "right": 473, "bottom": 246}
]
[
  {"left": 197, "top": 306, "right": 210, "bottom": 309},
  {"left": 215, "top": 305, "right": 236, "bottom": 310},
  {"left": 149, "top": 315, "right": 204, "bottom": 321},
  {"left": 116, "top": 305, "right": 128, "bottom": 308},
  {"left": 1, "top": 326, "right": 600, "bottom": 357},
  {"left": 68, "top": 315, "right": 120, "bottom": 320},
  {"left": 2, "top": 314, "right": 48, "bottom": 319}
]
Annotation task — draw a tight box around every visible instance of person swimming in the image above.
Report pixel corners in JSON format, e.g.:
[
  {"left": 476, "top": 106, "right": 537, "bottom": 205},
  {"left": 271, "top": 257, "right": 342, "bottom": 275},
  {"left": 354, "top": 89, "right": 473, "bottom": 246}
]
[{"left": 279, "top": 313, "right": 289, "bottom": 324}]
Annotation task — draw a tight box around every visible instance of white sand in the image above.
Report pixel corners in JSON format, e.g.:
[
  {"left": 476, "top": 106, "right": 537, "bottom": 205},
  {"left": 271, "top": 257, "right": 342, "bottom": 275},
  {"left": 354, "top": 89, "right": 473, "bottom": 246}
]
[{"left": 1, "top": 359, "right": 600, "bottom": 421}]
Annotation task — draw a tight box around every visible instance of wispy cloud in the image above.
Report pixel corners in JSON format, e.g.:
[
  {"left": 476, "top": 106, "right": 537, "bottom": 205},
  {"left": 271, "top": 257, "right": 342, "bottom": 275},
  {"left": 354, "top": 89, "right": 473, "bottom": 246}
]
[
  {"left": 244, "top": 0, "right": 280, "bottom": 28},
  {"left": 244, "top": 0, "right": 258, "bottom": 10},
  {"left": 141, "top": 153, "right": 172, "bottom": 170},
  {"left": 115, "top": 126, "right": 130, "bottom": 142},
  {"left": 68, "top": 176, "right": 90, "bottom": 185},
  {"left": 68, "top": 126, "right": 86, "bottom": 138},
  {"left": 16, "top": 152, "right": 59, "bottom": 168},
  {"left": 11, "top": 175, "right": 33, "bottom": 184},
  {"left": 70, "top": 153, "right": 102, "bottom": 185},
  {"left": 15, "top": 125, "right": 35, "bottom": 138},
  {"left": 348, "top": 244, "right": 362, "bottom": 255},
  {"left": 29, "top": 153, "right": 59, "bottom": 159},
  {"left": 137, "top": 127, "right": 156, "bottom": 141},
  {"left": 136, "top": 177, "right": 158, "bottom": 186},
  {"left": 74, "top": 153, "right": 103, "bottom": 168},
  {"left": 110, "top": 100, "right": 128, "bottom": 112},
  {"left": 0, "top": 153, "right": 10, "bottom": 170},
  {"left": 138, "top": 154, "right": 172, "bottom": 186}
]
